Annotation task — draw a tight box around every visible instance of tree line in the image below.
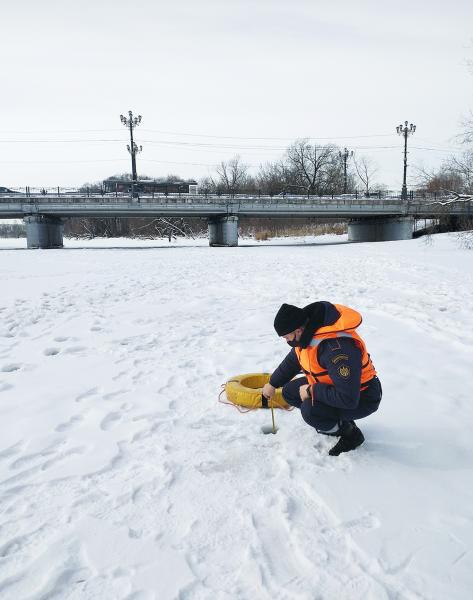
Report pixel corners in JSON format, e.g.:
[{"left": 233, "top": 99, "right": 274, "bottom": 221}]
[
  {"left": 201, "top": 140, "right": 380, "bottom": 196},
  {"left": 416, "top": 146, "right": 473, "bottom": 195}
]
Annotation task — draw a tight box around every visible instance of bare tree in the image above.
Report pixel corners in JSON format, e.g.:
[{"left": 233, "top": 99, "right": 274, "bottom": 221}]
[
  {"left": 412, "top": 152, "right": 473, "bottom": 249},
  {"left": 446, "top": 150, "right": 473, "bottom": 193},
  {"left": 198, "top": 176, "right": 215, "bottom": 193},
  {"left": 456, "top": 46, "right": 473, "bottom": 143},
  {"left": 256, "top": 161, "right": 293, "bottom": 195},
  {"left": 354, "top": 155, "right": 378, "bottom": 196},
  {"left": 459, "top": 110, "right": 473, "bottom": 144},
  {"left": 213, "top": 155, "right": 248, "bottom": 194},
  {"left": 414, "top": 163, "right": 465, "bottom": 193},
  {"left": 321, "top": 151, "right": 346, "bottom": 194},
  {"left": 285, "top": 140, "right": 336, "bottom": 194}
]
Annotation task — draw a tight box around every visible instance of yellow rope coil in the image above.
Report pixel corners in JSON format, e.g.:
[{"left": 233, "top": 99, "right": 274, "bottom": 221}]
[{"left": 224, "top": 373, "right": 290, "bottom": 410}]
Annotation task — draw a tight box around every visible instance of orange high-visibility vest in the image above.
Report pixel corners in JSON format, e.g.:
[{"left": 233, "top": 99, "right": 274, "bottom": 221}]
[{"left": 295, "top": 304, "right": 376, "bottom": 387}]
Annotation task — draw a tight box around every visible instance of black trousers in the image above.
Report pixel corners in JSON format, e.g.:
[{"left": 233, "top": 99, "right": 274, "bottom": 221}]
[{"left": 282, "top": 376, "right": 382, "bottom": 434}]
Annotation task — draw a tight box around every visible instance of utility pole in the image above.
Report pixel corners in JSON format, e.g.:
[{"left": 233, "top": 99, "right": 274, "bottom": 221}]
[
  {"left": 120, "top": 110, "right": 142, "bottom": 182},
  {"left": 396, "top": 120, "right": 416, "bottom": 200},
  {"left": 339, "top": 147, "right": 353, "bottom": 194}
]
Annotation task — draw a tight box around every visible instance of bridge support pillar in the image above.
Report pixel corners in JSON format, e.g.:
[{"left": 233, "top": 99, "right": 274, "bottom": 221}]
[
  {"left": 24, "top": 215, "right": 64, "bottom": 249},
  {"left": 348, "top": 217, "right": 413, "bottom": 242},
  {"left": 208, "top": 215, "right": 238, "bottom": 246}
]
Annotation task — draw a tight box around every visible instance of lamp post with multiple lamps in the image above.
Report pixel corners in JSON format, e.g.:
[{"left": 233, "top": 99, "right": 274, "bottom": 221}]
[
  {"left": 339, "top": 147, "right": 353, "bottom": 194},
  {"left": 396, "top": 120, "right": 416, "bottom": 200},
  {"left": 120, "top": 111, "right": 142, "bottom": 182}
]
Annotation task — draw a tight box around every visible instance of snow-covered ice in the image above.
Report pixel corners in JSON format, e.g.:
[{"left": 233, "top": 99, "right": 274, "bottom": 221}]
[{"left": 0, "top": 232, "right": 472, "bottom": 599}]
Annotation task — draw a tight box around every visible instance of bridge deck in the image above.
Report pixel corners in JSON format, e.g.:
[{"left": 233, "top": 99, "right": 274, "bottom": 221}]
[{"left": 0, "top": 194, "right": 471, "bottom": 219}]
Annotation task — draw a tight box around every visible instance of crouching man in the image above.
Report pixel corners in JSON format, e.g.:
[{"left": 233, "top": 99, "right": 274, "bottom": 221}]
[{"left": 262, "top": 301, "right": 382, "bottom": 456}]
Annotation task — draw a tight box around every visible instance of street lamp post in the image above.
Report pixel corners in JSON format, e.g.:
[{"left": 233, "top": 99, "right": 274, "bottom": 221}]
[
  {"left": 339, "top": 147, "right": 353, "bottom": 194},
  {"left": 396, "top": 120, "right": 416, "bottom": 200},
  {"left": 120, "top": 110, "right": 142, "bottom": 182}
]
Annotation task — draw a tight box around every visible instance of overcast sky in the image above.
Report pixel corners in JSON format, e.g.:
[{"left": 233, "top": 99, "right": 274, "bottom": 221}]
[{"left": 1, "top": 0, "right": 472, "bottom": 189}]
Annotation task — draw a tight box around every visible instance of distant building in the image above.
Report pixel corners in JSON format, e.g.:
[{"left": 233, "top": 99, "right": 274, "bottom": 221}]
[{"left": 103, "top": 179, "right": 198, "bottom": 195}]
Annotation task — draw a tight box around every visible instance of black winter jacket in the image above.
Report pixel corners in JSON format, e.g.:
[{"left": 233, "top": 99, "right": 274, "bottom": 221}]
[{"left": 269, "top": 301, "right": 364, "bottom": 410}]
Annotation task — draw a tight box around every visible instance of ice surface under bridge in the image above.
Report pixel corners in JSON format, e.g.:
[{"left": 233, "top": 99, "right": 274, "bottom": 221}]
[{"left": 0, "top": 191, "right": 471, "bottom": 248}]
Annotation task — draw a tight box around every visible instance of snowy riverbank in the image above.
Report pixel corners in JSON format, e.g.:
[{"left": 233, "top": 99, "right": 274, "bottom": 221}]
[{"left": 1, "top": 232, "right": 472, "bottom": 599}]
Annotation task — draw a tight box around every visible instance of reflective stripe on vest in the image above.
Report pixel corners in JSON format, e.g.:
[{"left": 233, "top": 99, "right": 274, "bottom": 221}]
[{"left": 308, "top": 332, "right": 356, "bottom": 347}]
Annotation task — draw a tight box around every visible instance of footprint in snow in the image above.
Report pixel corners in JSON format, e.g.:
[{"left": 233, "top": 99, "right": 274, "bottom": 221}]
[
  {"left": 103, "top": 390, "right": 127, "bottom": 401},
  {"left": 75, "top": 387, "right": 100, "bottom": 402},
  {"left": 339, "top": 513, "right": 381, "bottom": 532},
  {"left": 101, "top": 412, "right": 122, "bottom": 431},
  {"left": 0, "top": 441, "right": 24, "bottom": 462},
  {"left": 44, "top": 347, "right": 60, "bottom": 356},
  {"left": 0, "top": 532, "right": 34, "bottom": 557},
  {"left": 112, "top": 371, "right": 127, "bottom": 382},
  {"left": 128, "top": 528, "right": 143, "bottom": 539},
  {"left": 40, "top": 445, "right": 87, "bottom": 471},
  {"left": 55, "top": 414, "right": 83, "bottom": 432},
  {"left": 64, "top": 346, "right": 88, "bottom": 354},
  {"left": 1, "top": 363, "right": 21, "bottom": 373}
]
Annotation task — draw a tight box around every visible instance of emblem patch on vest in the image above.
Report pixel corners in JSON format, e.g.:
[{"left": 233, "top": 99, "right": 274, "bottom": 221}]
[
  {"left": 328, "top": 339, "right": 341, "bottom": 351},
  {"left": 337, "top": 365, "right": 351, "bottom": 379}
]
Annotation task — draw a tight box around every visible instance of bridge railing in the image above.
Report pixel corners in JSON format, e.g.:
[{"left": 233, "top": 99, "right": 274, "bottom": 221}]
[
  {"left": 0, "top": 188, "right": 462, "bottom": 202},
  {"left": 0, "top": 194, "right": 413, "bottom": 206}
]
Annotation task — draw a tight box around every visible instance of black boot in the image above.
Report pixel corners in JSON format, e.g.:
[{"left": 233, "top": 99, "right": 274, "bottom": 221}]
[{"left": 328, "top": 421, "right": 365, "bottom": 456}]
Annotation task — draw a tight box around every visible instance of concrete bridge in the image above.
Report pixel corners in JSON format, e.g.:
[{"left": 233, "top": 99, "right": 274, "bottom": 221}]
[{"left": 0, "top": 191, "right": 471, "bottom": 248}]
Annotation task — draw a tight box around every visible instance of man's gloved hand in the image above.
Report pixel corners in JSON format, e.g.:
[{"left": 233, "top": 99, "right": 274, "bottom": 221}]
[
  {"left": 262, "top": 382, "right": 276, "bottom": 399},
  {"left": 299, "top": 384, "right": 312, "bottom": 402}
]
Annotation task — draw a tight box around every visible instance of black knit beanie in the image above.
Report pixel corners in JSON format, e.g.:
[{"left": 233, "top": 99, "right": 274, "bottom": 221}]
[{"left": 274, "top": 303, "right": 306, "bottom": 336}]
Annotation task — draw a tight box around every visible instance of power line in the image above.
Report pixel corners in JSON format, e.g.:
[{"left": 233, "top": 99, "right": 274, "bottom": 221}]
[
  {"left": 0, "top": 149, "right": 463, "bottom": 170},
  {"left": 410, "top": 145, "right": 465, "bottom": 152},
  {"left": 0, "top": 128, "right": 124, "bottom": 134},
  {"left": 0, "top": 126, "right": 395, "bottom": 140},
  {"left": 0, "top": 138, "right": 398, "bottom": 151},
  {"left": 0, "top": 126, "right": 468, "bottom": 152},
  {"left": 1, "top": 136, "right": 465, "bottom": 153},
  {"left": 139, "top": 128, "right": 396, "bottom": 141},
  {"left": 141, "top": 158, "right": 220, "bottom": 167},
  {"left": 0, "top": 158, "right": 129, "bottom": 164},
  {"left": 0, "top": 138, "right": 124, "bottom": 143},
  {"left": 0, "top": 137, "right": 410, "bottom": 152},
  {"left": 413, "top": 136, "right": 465, "bottom": 151}
]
